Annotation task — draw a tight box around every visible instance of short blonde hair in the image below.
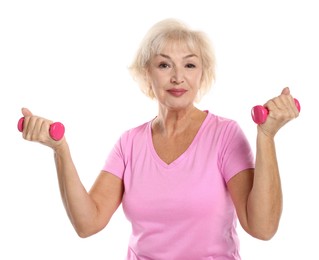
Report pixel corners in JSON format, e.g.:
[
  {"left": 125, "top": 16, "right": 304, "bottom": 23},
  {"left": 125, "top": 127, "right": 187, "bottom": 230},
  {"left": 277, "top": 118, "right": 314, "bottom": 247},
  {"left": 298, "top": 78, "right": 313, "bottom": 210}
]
[{"left": 129, "top": 18, "right": 216, "bottom": 101}]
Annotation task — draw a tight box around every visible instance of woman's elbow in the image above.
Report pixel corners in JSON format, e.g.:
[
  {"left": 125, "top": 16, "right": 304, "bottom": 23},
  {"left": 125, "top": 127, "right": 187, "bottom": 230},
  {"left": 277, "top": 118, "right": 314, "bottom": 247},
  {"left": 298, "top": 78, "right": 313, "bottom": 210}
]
[
  {"left": 76, "top": 229, "right": 94, "bottom": 239},
  {"left": 73, "top": 221, "right": 109, "bottom": 238},
  {"left": 248, "top": 224, "right": 279, "bottom": 241}
]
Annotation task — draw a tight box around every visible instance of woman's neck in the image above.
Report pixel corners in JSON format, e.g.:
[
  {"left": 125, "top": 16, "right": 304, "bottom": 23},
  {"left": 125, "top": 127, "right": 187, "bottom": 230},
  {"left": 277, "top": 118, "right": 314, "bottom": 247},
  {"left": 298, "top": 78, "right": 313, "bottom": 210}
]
[{"left": 153, "top": 105, "right": 205, "bottom": 137}]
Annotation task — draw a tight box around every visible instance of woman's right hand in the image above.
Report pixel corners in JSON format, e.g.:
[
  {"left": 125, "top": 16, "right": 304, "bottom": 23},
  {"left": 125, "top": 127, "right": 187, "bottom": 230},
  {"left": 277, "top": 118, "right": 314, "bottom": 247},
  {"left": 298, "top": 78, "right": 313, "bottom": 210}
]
[
  {"left": 20, "top": 107, "right": 65, "bottom": 150},
  {"left": 257, "top": 87, "right": 300, "bottom": 137}
]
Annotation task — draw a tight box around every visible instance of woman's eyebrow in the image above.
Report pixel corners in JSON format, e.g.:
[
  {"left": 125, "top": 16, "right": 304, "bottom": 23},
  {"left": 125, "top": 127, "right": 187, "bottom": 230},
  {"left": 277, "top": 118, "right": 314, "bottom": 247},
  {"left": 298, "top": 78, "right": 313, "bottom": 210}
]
[{"left": 158, "top": 53, "right": 199, "bottom": 59}]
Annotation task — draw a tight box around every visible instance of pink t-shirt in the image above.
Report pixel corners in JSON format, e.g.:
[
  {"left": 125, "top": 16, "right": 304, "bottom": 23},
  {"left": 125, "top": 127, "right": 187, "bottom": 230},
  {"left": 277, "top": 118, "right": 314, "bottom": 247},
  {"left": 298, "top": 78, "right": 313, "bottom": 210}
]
[{"left": 103, "top": 112, "right": 255, "bottom": 260}]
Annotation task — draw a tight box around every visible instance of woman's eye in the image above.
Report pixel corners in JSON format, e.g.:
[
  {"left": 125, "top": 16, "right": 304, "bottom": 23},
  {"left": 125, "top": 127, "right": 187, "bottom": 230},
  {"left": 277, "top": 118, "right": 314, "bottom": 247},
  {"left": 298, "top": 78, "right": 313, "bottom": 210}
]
[
  {"left": 159, "top": 63, "right": 170, "bottom": 69},
  {"left": 186, "top": 63, "right": 196, "bottom": 68}
]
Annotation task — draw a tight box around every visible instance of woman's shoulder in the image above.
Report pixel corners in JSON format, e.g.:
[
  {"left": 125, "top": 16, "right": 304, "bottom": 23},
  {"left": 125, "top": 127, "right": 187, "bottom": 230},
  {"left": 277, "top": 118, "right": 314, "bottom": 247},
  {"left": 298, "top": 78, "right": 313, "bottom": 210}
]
[
  {"left": 205, "top": 111, "right": 238, "bottom": 127},
  {"left": 118, "top": 119, "right": 152, "bottom": 143}
]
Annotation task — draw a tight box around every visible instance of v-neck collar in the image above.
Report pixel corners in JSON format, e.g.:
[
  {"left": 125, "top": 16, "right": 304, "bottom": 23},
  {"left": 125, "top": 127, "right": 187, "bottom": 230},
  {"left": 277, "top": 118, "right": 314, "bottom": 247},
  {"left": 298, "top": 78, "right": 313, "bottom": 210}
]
[{"left": 147, "top": 111, "right": 210, "bottom": 169}]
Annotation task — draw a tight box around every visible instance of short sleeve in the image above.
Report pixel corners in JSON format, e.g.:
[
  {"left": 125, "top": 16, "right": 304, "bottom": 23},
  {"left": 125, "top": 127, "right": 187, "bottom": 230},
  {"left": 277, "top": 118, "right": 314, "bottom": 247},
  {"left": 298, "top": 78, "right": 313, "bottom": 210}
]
[
  {"left": 219, "top": 121, "right": 255, "bottom": 183},
  {"left": 102, "top": 133, "right": 127, "bottom": 179}
]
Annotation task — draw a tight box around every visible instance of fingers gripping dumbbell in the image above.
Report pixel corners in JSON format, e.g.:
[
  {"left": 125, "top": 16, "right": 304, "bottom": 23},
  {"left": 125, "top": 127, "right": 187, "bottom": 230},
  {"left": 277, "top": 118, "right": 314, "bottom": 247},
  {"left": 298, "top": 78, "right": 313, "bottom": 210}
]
[
  {"left": 251, "top": 98, "right": 300, "bottom": 124},
  {"left": 18, "top": 117, "right": 65, "bottom": 141}
]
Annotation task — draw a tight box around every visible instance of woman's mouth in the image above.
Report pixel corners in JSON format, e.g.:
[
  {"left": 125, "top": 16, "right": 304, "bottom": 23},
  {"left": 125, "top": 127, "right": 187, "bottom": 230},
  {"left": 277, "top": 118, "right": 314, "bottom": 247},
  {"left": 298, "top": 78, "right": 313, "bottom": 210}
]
[{"left": 167, "top": 88, "right": 188, "bottom": 97}]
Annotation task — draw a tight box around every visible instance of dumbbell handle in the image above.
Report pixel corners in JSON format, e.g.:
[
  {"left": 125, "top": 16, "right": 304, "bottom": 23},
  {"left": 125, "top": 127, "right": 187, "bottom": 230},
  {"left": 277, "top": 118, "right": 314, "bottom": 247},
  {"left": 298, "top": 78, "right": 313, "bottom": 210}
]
[
  {"left": 18, "top": 117, "right": 65, "bottom": 141},
  {"left": 251, "top": 98, "right": 300, "bottom": 124}
]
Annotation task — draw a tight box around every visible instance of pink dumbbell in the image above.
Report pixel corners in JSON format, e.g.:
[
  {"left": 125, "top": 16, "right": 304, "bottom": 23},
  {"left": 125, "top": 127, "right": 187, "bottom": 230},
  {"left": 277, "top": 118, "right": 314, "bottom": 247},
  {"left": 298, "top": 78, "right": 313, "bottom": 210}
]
[
  {"left": 18, "top": 117, "right": 65, "bottom": 141},
  {"left": 251, "top": 98, "right": 301, "bottom": 124}
]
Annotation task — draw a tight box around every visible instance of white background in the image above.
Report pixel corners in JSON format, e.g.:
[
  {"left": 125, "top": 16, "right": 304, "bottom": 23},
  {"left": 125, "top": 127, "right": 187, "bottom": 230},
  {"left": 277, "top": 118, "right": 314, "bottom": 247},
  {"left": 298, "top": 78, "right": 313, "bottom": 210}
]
[{"left": 0, "top": 0, "right": 317, "bottom": 259}]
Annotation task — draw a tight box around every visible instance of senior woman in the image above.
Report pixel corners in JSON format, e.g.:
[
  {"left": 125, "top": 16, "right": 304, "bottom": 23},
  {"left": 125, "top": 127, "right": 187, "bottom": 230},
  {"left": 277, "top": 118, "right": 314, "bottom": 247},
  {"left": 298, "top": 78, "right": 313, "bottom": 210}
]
[{"left": 20, "top": 18, "right": 299, "bottom": 259}]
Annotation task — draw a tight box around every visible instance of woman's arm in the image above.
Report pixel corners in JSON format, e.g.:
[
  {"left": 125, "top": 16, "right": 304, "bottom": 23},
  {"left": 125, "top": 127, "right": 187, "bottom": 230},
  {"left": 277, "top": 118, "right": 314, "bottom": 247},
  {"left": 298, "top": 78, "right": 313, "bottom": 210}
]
[
  {"left": 20, "top": 108, "right": 123, "bottom": 238},
  {"left": 228, "top": 135, "right": 282, "bottom": 240},
  {"left": 54, "top": 142, "right": 123, "bottom": 238},
  {"left": 227, "top": 87, "right": 299, "bottom": 240}
]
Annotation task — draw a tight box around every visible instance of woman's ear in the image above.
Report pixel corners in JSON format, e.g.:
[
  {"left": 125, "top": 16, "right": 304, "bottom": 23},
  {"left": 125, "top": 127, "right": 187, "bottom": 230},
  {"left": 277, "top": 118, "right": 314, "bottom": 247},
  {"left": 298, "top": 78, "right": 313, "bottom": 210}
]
[
  {"left": 142, "top": 68, "right": 155, "bottom": 99},
  {"left": 143, "top": 68, "right": 150, "bottom": 83}
]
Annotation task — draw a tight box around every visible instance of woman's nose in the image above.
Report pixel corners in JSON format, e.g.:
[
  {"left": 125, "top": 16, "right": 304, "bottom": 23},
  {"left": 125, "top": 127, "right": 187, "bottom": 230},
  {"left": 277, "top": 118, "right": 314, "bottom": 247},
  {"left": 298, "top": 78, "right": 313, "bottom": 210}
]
[{"left": 170, "top": 67, "right": 184, "bottom": 84}]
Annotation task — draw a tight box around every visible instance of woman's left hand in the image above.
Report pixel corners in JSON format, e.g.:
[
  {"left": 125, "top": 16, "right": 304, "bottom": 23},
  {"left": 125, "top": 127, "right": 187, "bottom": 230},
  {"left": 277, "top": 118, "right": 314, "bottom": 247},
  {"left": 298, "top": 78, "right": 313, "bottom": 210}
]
[{"left": 259, "top": 87, "right": 300, "bottom": 137}]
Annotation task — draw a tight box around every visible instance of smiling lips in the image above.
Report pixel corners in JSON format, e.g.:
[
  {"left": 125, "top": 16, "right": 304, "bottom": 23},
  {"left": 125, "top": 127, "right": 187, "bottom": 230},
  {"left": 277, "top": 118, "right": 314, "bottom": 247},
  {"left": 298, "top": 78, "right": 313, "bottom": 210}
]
[{"left": 167, "top": 88, "right": 188, "bottom": 97}]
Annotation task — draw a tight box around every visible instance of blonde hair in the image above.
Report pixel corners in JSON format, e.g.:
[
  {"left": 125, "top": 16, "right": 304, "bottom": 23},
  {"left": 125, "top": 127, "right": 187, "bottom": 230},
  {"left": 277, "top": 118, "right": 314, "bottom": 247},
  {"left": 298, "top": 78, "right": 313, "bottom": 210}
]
[{"left": 129, "top": 18, "right": 216, "bottom": 101}]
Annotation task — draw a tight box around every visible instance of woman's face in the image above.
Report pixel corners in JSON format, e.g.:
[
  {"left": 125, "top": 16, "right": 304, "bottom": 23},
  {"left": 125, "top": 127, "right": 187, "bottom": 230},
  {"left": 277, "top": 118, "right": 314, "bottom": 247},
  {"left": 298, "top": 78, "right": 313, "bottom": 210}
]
[{"left": 147, "top": 41, "right": 203, "bottom": 111}]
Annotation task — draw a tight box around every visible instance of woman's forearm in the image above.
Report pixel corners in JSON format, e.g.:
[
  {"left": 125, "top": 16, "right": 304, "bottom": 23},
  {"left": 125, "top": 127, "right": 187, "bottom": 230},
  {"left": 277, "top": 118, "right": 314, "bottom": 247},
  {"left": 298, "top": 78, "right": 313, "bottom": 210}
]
[
  {"left": 247, "top": 127, "right": 283, "bottom": 240},
  {"left": 53, "top": 141, "right": 99, "bottom": 237}
]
